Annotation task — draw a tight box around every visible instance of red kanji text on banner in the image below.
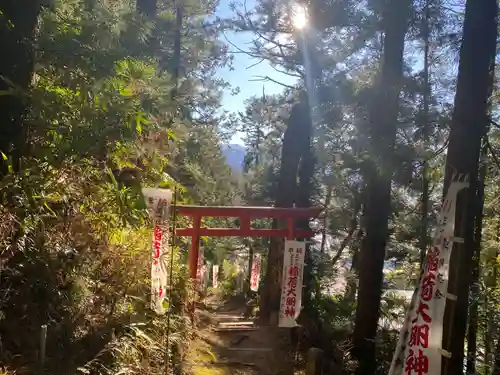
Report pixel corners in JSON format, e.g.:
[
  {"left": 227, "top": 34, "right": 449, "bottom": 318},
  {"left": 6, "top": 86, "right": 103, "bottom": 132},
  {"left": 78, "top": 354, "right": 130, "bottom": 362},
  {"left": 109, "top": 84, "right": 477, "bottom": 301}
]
[
  {"left": 142, "top": 188, "right": 172, "bottom": 316},
  {"left": 279, "top": 240, "right": 306, "bottom": 328}
]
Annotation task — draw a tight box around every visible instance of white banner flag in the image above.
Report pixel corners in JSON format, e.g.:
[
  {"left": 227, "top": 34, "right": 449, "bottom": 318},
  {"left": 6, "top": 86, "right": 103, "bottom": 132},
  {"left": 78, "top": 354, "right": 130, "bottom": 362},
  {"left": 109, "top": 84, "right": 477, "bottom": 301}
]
[
  {"left": 196, "top": 247, "right": 205, "bottom": 289},
  {"left": 250, "top": 254, "right": 261, "bottom": 292},
  {"left": 150, "top": 225, "right": 169, "bottom": 315},
  {"left": 205, "top": 262, "right": 211, "bottom": 290},
  {"left": 213, "top": 265, "right": 219, "bottom": 288},
  {"left": 388, "top": 177, "right": 469, "bottom": 375},
  {"left": 142, "top": 188, "right": 172, "bottom": 316},
  {"left": 201, "top": 264, "right": 209, "bottom": 291},
  {"left": 279, "top": 240, "right": 306, "bottom": 328}
]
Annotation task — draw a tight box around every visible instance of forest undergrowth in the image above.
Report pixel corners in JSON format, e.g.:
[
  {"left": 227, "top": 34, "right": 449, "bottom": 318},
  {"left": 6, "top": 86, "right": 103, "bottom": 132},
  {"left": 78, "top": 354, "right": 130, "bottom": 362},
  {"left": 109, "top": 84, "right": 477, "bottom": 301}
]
[{"left": 0, "top": 0, "right": 236, "bottom": 374}]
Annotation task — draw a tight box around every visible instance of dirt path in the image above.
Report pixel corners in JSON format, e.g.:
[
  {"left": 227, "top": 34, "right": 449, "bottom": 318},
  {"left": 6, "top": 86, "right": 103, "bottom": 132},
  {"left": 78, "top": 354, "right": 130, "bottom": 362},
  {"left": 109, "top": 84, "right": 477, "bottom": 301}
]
[{"left": 184, "top": 297, "right": 295, "bottom": 375}]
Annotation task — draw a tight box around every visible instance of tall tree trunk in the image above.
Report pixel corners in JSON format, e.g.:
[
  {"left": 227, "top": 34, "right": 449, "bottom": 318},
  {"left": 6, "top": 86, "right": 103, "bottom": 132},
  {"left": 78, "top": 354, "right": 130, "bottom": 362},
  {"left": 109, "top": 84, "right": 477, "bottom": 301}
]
[
  {"left": 485, "top": 288, "right": 492, "bottom": 375},
  {"left": 485, "top": 225, "right": 500, "bottom": 375},
  {"left": 466, "top": 142, "right": 486, "bottom": 374},
  {"left": 259, "top": 96, "right": 312, "bottom": 324},
  {"left": 297, "top": 136, "right": 315, "bottom": 311},
  {"left": 138, "top": 0, "right": 183, "bottom": 102},
  {"left": 295, "top": 28, "right": 320, "bottom": 319},
  {"left": 171, "top": 3, "right": 182, "bottom": 97},
  {"left": 418, "top": 0, "right": 431, "bottom": 267},
  {"left": 440, "top": 1, "right": 497, "bottom": 374},
  {"left": 352, "top": 1, "right": 410, "bottom": 374},
  {"left": 344, "top": 245, "right": 360, "bottom": 303},
  {"left": 493, "top": 337, "right": 500, "bottom": 375},
  {"left": 136, "top": 0, "right": 157, "bottom": 17},
  {"left": 489, "top": 255, "right": 499, "bottom": 375},
  {"left": 0, "top": 1, "right": 41, "bottom": 176}
]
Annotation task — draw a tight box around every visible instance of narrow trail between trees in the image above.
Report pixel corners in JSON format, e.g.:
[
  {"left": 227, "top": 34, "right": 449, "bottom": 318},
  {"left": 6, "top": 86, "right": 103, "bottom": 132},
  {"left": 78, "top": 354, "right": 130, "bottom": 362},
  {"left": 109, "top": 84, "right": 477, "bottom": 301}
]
[{"left": 184, "top": 296, "right": 295, "bottom": 375}]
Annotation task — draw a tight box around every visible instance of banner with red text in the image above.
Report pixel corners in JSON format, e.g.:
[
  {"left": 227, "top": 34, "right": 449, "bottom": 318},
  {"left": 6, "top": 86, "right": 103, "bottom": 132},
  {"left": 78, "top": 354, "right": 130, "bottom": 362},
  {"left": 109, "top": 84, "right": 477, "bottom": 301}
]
[
  {"left": 250, "top": 254, "right": 261, "bottom": 292},
  {"left": 388, "top": 177, "right": 469, "bottom": 375},
  {"left": 142, "top": 188, "right": 172, "bottom": 316},
  {"left": 213, "top": 265, "right": 219, "bottom": 288},
  {"left": 149, "top": 225, "right": 169, "bottom": 315},
  {"left": 279, "top": 240, "right": 306, "bottom": 328}
]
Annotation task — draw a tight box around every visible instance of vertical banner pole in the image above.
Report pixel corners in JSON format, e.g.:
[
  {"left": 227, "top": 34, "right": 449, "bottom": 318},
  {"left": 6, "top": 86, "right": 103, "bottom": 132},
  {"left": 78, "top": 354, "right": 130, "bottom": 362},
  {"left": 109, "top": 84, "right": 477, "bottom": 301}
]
[
  {"left": 38, "top": 324, "right": 47, "bottom": 375},
  {"left": 165, "top": 187, "right": 178, "bottom": 375}
]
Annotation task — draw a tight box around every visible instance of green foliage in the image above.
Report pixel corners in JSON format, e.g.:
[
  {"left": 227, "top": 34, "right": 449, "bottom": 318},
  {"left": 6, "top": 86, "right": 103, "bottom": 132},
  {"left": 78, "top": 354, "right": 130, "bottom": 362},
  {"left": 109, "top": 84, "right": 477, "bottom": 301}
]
[
  {"left": 0, "top": 0, "right": 237, "bottom": 373},
  {"left": 218, "top": 259, "right": 239, "bottom": 298},
  {"left": 230, "top": 0, "right": 465, "bottom": 372}
]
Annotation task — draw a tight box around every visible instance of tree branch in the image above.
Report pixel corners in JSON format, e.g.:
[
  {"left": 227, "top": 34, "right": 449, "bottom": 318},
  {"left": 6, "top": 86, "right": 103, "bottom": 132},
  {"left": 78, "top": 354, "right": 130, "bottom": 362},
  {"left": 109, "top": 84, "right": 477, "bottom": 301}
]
[
  {"left": 249, "top": 75, "right": 296, "bottom": 89},
  {"left": 331, "top": 200, "right": 362, "bottom": 265}
]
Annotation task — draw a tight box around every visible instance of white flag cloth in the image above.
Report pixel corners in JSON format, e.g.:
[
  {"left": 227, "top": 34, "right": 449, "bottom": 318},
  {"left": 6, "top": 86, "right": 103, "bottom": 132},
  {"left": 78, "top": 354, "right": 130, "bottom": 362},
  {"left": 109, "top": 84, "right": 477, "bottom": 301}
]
[
  {"left": 279, "top": 240, "right": 306, "bottom": 328},
  {"left": 388, "top": 177, "right": 469, "bottom": 375},
  {"left": 196, "top": 247, "right": 205, "bottom": 290},
  {"left": 250, "top": 254, "right": 262, "bottom": 292},
  {"left": 142, "top": 188, "right": 172, "bottom": 315},
  {"left": 150, "top": 224, "right": 169, "bottom": 315},
  {"left": 213, "top": 265, "right": 219, "bottom": 288},
  {"left": 201, "top": 264, "right": 209, "bottom": 291}
]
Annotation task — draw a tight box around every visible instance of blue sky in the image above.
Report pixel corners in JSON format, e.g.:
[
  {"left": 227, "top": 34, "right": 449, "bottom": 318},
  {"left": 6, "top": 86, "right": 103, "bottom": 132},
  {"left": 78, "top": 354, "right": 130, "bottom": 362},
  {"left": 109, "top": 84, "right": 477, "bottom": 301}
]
[{"left": 215, "top": 0, "right": 296, "bottom": 143}]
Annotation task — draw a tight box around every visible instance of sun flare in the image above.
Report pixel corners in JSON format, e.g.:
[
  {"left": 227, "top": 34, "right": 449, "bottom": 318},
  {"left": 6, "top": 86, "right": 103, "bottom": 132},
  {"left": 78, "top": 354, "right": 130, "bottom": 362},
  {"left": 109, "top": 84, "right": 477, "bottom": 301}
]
[{"left": 291, "top": 4, "right": 308, "bottom": 29}]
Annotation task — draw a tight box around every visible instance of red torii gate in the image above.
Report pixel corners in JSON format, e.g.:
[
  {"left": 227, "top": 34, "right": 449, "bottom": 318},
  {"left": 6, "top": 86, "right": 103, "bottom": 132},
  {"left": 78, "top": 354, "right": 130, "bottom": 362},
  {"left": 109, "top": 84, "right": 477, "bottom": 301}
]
[{"left": 174, "top": 205, "right": 322, "bottom": 280}]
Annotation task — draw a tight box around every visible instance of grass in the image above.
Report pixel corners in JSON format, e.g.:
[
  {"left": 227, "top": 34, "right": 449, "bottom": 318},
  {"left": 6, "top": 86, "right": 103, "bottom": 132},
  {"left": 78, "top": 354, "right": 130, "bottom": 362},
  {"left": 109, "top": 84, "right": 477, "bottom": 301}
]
[{"left": 184, "top": 333, "right": 230, "bottom": 375}]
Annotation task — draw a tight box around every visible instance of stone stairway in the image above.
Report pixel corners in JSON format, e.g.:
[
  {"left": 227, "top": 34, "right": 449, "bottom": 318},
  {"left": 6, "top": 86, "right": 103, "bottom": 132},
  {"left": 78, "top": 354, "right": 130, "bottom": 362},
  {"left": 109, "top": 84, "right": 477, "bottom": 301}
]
[{"left": 186, "top": 299, "right": 294, "bottom": 375}]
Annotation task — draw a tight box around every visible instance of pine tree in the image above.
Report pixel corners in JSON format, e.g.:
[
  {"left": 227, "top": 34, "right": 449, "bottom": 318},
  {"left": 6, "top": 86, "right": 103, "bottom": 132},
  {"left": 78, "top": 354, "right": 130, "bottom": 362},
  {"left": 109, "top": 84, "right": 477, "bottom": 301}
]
[{"left": 441, "top": 1, "right": 497, "bottom": 374}]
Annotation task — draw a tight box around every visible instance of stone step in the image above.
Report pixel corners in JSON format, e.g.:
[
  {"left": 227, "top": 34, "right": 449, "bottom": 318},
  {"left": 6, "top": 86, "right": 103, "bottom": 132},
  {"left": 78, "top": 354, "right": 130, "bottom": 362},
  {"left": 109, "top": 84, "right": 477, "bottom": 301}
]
[
  {"left": 214, "top": 326, "right": 259, "bottom": 332},
  {"left": 217, "top": 321, "right": 254, "bottom": 326},
  {"left": 215, "top": 318, "right": 247, "bottom": 322},
  {"left": 213, "top": 313, "right": 246, "bottom": 319}
]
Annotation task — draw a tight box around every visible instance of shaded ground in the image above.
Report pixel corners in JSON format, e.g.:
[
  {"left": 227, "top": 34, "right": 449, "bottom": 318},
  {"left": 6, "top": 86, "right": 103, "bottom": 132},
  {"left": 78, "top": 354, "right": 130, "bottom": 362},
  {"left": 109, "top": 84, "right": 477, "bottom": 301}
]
[{"left": 184, "top": 296, "right": 296, "bottom": 375}]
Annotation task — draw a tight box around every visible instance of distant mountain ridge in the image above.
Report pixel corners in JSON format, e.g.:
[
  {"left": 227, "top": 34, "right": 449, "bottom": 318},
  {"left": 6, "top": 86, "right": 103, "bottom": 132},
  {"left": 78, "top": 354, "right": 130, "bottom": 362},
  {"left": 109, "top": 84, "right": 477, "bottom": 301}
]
[{"left": 222, "top": 144, "right": 245, "bottom": 171}]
